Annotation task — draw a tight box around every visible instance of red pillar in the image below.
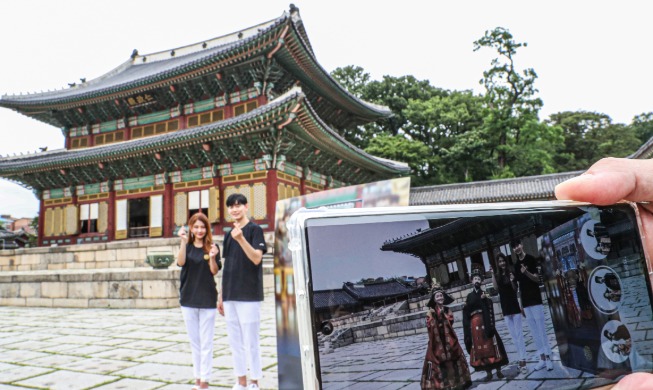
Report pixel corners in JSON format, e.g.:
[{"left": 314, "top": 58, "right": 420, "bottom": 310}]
[
  {"left": 267, "top": 170, "right": 279, "bottom": 229},
  {"left": 37, "top": 198, "right": 45, "bottom": 247},
  {"left": 163, "top": 182, "right": 173, "bottom": 237},
  {"left": 107, "top": 190, "right": 116, "bottom": 241}
]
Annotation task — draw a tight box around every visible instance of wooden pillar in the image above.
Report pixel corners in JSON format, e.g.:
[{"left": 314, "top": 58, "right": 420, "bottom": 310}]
[
  {"left": 163, "top": 182, "right": 173, "bottom": 237},
  {"left": 107, "top": 189, "right": 116, "bottom": 241},
  {"left": 37, "top": 197, "right": 45, "bottom": 247},
  {"left": 267, "top": 170, "right": 279, "bottom": 227}
]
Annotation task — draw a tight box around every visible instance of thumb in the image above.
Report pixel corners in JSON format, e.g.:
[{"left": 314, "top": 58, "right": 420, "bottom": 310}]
[
  {"left": 555, "top": 158, "right": 653, "bottom": 205},
  {"left": 612, "top": 373, "right": 653, "bottom": 390}
]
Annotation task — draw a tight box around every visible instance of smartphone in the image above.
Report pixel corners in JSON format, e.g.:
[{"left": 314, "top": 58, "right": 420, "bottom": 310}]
[{"left": 285, "top": 201, "right": 653, "bottom": 389}]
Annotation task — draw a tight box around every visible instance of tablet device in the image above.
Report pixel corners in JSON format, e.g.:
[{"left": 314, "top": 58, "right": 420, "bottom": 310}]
[{"left": 288, "top": 201, "right": 653, "bottom": 389}]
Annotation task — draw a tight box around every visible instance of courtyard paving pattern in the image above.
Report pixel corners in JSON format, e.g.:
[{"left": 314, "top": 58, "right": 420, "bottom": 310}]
[
  {"left": 319, "top": 269, "right": 653, "bottom": 390},
  {"left": 0, "top": 291, "right": 278, "bottom": 389}
]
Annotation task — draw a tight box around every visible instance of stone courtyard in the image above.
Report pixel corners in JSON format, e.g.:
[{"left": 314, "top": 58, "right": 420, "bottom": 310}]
[
  {"left": 319, "top": 268, "right": 653, "bottom": 390},
  {"left": 0, "top": 281, "right": 278, "bottom": 389}
]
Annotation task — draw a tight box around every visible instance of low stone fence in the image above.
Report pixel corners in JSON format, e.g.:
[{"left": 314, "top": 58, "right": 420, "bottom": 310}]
[
  {"left": 0, "top": 268, "right": 180, "bottom": 308},
  {"left": 0, "top": 237, "right": 185, "bottom": 272},
  {"left": 0, "top": 236, "right": 275, "bottom": 308}
]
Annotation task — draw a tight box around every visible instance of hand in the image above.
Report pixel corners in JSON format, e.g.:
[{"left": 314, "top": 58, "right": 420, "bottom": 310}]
[
  {"left": 555, "top": 157, "right": 653, "bottom": 258},
  {"left": 488, "top": 266, "right": 493, "bottom": 273},
  {"left": 520, "top": 264, "right": 527, "bottom": 274},
  {"left": 509, "top": 273, "right": 515, "bottom": 282},
  {"left": 178, "top": 226, "right": 188, "bottom": 244},
  {"left": 612, "top": 372, "right": 653, "bottom": 389},
  {"left": 217, "top": 298, "right": 224, "bottom": 316},
  {"left": 209, "top": 243, "right": 219, "bottom": 258},
  {"left": 231, "top": 221, "right": 243, "bottom": 241}
]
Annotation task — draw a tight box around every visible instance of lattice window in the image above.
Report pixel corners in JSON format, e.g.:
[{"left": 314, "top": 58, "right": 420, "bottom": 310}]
[
  {"left": 233, "top": 101, "right": 258, "bottom": 117},
  {"left": 252, "top": 182, "right": 266, "bottom": 219},
  {"left": 174, "top": 192, "right": 189, "bottom": 226},
  {"left": 187, "top": 109, "right": 224, "bottom": 128},
  {"left": 65, "top": 204, "right": 78, "bottom": 235},
  {"left": 53, "top": 207, "right": 63, "bottom": 236},
  {"left": 70, "top": 137, "right": 89, "bottom": 149},
  {"left": 44, "top": 208, "right": 54, "bottom": 237},
  {"left": 94, "top": 131, "right": 124, "bottom": 146},
  {"left": 98, "top": 202, "right": 109, "bottom": 233},
  {"left": 131, "top": 119, "right": 179, "bottom": 139}
]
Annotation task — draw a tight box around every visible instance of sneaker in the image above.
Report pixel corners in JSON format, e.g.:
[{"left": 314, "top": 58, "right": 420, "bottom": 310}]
[
  {"left": 534, "top": 358, "right": 546, "bottom": 371},
  {"left": 232, "top": 384, "right": 247, "bottom": 390},
  {"left": 519, "top": 360, "right": 528, "bottom": 375},
  {"left": 546, "top": 357, "right": 554, "bottom": 371},
  {"left": 247, "top": 384, "right": 260, "bottom": 390}
]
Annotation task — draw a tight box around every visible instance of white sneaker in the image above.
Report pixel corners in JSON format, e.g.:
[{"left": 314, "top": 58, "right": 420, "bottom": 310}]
[
  {"left": 546, "top": 357, "right": 554, "bottom": 371},
  {"left": 232, "top": 384, "right": 247, "bottom": 390},
  {"left": 534, "top": 358, "right": 546, "bottom": 371},
  {"left": 247, "top": 384, "right": 260, "bottom": 390}
]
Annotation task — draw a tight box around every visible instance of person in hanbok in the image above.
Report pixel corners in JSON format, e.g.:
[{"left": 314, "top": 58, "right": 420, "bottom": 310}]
[
  {"left": 421, "top": 285, "right": 472, "bottom": 390},
  {"left": 463, "top": 268, "right": 509, "bottom": 381}
]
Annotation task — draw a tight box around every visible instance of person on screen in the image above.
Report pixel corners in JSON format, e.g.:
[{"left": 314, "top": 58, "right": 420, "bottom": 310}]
[
  {"left": 511, "top": 239, "right": 554, "bottom": 371},
  {"left": 595, "top": 272, "right": 622, "bottom": 303},
  {"left": 555, "top": 157, "right": 653, "bottom": 389},
  {"left": 463, "top": 268, "right": 508, "bottom": 381},
  {"left": 420, "top": 284, "right": 472, "bottom": 390},
  {"left": 218, "top": 193, "right": 268, "bottom": 390},
  {"left": 177, "top": 213, "right": 220, "bottom": 390},
  {"left": 490, "top": 253, "right": 528, "bottom": 374}
]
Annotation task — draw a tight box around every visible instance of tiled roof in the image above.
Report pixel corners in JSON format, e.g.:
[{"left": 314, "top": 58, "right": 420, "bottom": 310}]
[
  {"left": 343, "top": 280, "right": 418, "bottom": 300},
  {"left": 409, "top": 171, "right": 583, "bottom": 206},
  {"left": 0, "top": 87, "right": 408, "bottom": 186},
  {"left": 313, "top": 289, "right": 359, "bottom": 310},
  {"left": 0, "top": 6, "right": 391, "bottom": 126}
]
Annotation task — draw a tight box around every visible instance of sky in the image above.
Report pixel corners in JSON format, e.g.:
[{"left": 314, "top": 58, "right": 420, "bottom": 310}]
[
  {"left": 1, "top": 0, "right": 652, "bottom": 218},
  {"left": 307, "top": 219, "right": 430, "bottom": 290}
]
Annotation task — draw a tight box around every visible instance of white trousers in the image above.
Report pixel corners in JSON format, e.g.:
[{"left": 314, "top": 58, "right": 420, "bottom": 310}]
[
  {"left": 181, "top": 306, "right": 216, "bottom": 382},
  {"left": 524, "top": 304, "right": 552, "bottom": 357},
  {"left": 504, "top": 313, "right": 527, "bottom": 361},
  {"left": 224, "top": 301, "right": 262, "bottom": 379}
]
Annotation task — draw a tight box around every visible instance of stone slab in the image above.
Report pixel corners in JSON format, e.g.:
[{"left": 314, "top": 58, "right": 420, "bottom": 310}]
[{"left": 16, "top": 370, "right": 117, "bottom": 390}]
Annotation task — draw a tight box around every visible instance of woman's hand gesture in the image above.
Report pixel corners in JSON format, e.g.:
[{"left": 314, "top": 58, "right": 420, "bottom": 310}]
[{"left": 178, "top": 226, "right": 188, "bottom": 244}]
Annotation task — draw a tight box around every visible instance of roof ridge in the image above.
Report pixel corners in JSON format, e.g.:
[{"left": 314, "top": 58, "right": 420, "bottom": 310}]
[{"left": 412, "top": 170, "right": 584, "bottom": 192}]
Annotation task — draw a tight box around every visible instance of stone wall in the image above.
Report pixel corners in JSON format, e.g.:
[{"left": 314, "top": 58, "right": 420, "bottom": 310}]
[
  {"left": 0, "top": 235, "right": 275, "bottom": 308},
  {"left": 0, "top": 268, "right": 180, "bottom": 308},
  {"left": 0, "top": 237, "right": 184, "bottom": 272}
]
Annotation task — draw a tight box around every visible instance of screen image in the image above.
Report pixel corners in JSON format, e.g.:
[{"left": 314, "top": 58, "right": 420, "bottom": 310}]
[{"left": 303, "top": 204, "right": 653, "bottom": 389}]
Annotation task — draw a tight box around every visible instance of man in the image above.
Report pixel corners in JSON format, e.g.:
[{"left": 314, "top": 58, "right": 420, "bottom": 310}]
[
  {"left": 218, "top": 193, "right": 267, "bottom": 390},
  {"left": 462, "top": 268, "right": 508, "bottom": 381},
  {"left": 511, "top": 238, "right": 554, "bottom": 371}
]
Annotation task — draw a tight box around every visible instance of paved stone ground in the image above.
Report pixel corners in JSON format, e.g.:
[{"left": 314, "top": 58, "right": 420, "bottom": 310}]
[
  {"left": 319, "top": 268, "right": 653, "bottom": 390},
  {"left": 0, "top": 284, "right": 278, "bottom": 389}
]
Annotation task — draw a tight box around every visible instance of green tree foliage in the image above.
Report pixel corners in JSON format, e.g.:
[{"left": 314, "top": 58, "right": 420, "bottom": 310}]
[
  {"left": 364, "top": 133, "right": 437, "bottom": 186},
  {"left": 548, "top": 111, "right": 640, "bottom": 171},
  {"left": 330, "top": 28, "right": 644, "bottom": 185},
  {"left": 473, "top": 27, "right": 563, "bottom": 178},
  {"left": 630, "top": 112, "right": 653, "bottom": 144}
]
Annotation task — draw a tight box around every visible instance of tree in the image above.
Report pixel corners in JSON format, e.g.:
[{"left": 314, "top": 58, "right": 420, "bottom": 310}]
[
  {"left": 630, "top": 112, "right": 653, "bottom": 144},
  {"left": 330, "top": 65, "right": 370, "bottom": 98},
  {"left": 364, "top": 133, "right": 437, "bottom": 186},
  {"left": 474, "top": 27, "right": 553, "bottom": 176},
  {"left": 403, "top": 90, "right": 488, "bottom": 182},
  {"left": 547, "top": 111, "right": 639, "bottom": 171}
]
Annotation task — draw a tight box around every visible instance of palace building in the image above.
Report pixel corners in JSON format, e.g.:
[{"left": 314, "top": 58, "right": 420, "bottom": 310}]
[{"left": 0, "top": 6, "right": 408, "bottom": 247}]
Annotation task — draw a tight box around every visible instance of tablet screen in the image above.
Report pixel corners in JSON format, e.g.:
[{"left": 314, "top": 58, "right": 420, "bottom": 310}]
[{"left": 304, "top": 204, "right": 653, "bottom": 389}]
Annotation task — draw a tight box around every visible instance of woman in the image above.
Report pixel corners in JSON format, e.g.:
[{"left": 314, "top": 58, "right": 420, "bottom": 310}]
[
  {"left": 463, "top": 268, "right": 509, "bottom": 381},
  {"left": 491, "top": 253, "right": 528, "bottom": 374},
  {"left": 177, "top": 213, "right": 220, "bottom": 390},
  {"left": 421, "top": 285, "right": 471, "bottom": 390}
]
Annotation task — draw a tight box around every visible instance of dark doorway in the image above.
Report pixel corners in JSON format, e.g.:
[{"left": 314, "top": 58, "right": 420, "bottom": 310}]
[{"left": 128, "top": 197, "right": 150, "bottom": 238}]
